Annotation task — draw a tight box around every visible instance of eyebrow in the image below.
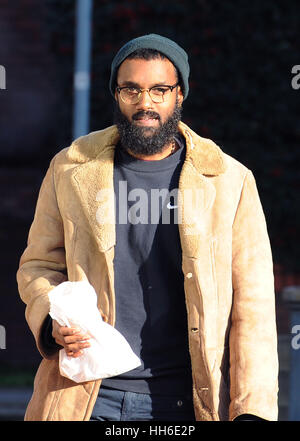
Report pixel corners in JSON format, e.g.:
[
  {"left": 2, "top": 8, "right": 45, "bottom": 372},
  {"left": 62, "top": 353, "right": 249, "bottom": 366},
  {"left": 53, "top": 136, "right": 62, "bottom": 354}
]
[{"left": 118, "top": 80, "right": 169, "bottom": 88}]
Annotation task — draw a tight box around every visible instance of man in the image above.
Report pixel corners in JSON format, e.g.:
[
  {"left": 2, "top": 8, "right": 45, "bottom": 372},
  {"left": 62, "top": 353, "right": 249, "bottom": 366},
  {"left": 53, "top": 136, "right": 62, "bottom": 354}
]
[{"left": 17, "top": 34, "right": 278, "bottom": 421}]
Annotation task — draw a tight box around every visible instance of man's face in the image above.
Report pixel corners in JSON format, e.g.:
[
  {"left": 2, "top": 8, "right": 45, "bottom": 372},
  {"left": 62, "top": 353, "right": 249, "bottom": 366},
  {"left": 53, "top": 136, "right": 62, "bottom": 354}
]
[{"left": 114, "top": 57, "right": 184, "bottom": 156}]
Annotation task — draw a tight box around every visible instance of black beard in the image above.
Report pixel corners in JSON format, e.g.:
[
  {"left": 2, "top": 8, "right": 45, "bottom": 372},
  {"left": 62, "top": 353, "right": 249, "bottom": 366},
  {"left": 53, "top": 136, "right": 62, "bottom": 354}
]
[{"left": 113, "top": 100, "right": 182, "bottom": 156}]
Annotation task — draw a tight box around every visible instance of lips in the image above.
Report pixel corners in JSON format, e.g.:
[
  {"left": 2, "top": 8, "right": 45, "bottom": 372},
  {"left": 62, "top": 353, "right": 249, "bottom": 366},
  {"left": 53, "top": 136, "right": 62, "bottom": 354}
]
[
  {"left": 132, "top": 112, "right": 160, "bottom": 127},
  {"left": 135, "top": 118, "right": 158, "bottom": 126},
  {"left": 136, "top": 116, "right": 156, "bottom": 120}
]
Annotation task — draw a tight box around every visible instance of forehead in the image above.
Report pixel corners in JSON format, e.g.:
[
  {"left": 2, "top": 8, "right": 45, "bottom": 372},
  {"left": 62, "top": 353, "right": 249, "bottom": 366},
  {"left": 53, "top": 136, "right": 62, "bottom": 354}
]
[{"left": 117, "top": 58, "right": 177, "bottom": 86}]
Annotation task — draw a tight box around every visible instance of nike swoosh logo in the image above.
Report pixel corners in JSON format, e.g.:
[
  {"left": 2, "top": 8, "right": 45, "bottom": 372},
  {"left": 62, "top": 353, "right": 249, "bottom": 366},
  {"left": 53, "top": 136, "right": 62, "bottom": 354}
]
[{"left": 167, "top": 202, "right": 178, "bottom": 209}]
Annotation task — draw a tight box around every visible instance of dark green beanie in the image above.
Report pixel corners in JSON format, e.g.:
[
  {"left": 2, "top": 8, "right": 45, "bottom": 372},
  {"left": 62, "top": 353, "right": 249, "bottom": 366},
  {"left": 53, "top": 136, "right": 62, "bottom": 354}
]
[{"left": 109, "top": 34, "right": 190, "bottom": 100}]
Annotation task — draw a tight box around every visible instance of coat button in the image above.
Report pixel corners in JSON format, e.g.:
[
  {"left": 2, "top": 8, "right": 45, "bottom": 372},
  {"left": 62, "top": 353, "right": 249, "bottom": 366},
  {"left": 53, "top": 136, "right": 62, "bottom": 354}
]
[
  {"left": 177, "top": 400, "right": 183, "bottom": 407},
  {"left": 186, "top": 272, "right": 193, "bottom": 279}
]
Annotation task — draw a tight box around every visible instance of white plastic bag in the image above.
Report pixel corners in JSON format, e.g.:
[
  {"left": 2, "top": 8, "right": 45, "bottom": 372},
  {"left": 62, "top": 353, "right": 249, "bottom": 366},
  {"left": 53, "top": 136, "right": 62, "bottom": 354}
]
[{"left": 48, "top": 280, "right": 141, "bottom": 383}]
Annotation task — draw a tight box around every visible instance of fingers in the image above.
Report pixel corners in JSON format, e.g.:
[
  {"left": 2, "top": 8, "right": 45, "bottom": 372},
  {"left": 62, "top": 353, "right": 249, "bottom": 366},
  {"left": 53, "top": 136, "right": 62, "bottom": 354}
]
[
  {"left": 52, "top": 320, "right": 91, "bottom": 357},
  {"left": 64, "top": 331, "right": 91, "bottom": 357},
  {"left": 59, "top": 326, "right": 89, "bottom": 341}
]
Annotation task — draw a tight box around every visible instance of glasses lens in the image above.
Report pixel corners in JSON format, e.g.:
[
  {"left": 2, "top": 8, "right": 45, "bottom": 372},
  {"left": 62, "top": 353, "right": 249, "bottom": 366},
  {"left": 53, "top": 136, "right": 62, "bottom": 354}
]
[
  {"left": 120, "top": 88, "right": 139, "bottom": 104},
  {"left": 150, "top": 87, "right": 167, "bottom": 103}
]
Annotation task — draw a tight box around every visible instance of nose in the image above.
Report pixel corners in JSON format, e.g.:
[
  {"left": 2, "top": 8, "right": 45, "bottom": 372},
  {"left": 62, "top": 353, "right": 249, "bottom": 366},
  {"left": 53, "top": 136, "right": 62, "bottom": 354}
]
[{"left": 136, "top": 89, "right": 153, "bottom": 110}]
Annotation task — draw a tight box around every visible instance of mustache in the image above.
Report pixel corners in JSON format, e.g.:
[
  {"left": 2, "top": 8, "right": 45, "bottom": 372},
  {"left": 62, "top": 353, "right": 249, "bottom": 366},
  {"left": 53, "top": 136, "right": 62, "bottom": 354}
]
[{"left": 132, "top": 110, "right": 160, "bottom": 121}]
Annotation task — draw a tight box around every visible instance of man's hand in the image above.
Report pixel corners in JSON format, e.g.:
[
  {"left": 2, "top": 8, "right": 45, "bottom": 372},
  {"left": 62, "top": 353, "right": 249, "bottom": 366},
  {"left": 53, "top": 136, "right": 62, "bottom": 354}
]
[{"left": 52, "top": 319, "right": 91, "bottom": 358}]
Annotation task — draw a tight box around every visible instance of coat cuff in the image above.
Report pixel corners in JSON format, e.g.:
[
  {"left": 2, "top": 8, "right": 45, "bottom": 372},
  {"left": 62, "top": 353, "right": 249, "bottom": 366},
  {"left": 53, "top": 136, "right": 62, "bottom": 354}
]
[
  {"left": 24, "top": 292, "right": 59, "bottom": 359},
  {"left": 40, "top": 314, "right": 61, "bottom": 356}
]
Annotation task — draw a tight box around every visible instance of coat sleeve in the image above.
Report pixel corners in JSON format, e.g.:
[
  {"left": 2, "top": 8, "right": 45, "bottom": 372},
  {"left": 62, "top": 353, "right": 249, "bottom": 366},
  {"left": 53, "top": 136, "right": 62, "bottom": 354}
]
[
  {"left": 17, "top": 155, "right": 67, "bottom": 358},
  {"left": 229, "top": 169, "right": 278, "bottom": 421}
]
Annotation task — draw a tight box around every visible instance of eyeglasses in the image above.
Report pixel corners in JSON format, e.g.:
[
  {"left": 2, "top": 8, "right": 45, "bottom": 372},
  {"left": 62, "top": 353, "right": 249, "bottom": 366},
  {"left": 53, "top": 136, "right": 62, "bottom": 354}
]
[{"left": 116, "top": 83, "right": 179, "bottom": 104}]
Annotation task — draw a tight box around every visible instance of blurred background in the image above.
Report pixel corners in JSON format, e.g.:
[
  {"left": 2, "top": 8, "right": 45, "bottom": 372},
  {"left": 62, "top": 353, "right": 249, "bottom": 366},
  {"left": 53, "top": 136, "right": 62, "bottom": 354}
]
[{"left": 0, "top": 0, "right": 299, "bottom": 421}]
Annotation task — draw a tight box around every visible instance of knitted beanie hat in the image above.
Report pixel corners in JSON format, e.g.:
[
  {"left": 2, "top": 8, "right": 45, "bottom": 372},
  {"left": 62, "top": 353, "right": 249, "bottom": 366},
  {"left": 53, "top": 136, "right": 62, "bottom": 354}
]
[{"left": 109, "top": 34, "right": 190, "bottom": 100}]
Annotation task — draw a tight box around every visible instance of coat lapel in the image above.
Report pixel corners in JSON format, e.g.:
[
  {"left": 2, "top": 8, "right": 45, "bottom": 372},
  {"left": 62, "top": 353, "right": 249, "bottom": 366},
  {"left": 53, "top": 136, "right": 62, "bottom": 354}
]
[
  {"left": 178, "top": 161, "right": 217, "bottom": 256},
  {"left": 177, "top": 121, "right": 225, "bottom": 258},
  {"left": 68, "top": 128, "right": 118, "bottom": 252}
]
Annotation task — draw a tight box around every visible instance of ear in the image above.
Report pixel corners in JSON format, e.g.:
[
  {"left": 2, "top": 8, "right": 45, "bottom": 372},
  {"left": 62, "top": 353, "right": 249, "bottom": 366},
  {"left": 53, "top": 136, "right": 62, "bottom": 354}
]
[{"left": 177, "top": 85, "right": 184, "bottom": 104}]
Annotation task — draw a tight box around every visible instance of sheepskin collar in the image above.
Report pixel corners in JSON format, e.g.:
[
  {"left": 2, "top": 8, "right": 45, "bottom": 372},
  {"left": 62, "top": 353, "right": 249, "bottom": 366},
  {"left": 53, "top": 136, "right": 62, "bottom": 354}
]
[{"left": 66, "top": 121, "right": 227, "bottom": 176}]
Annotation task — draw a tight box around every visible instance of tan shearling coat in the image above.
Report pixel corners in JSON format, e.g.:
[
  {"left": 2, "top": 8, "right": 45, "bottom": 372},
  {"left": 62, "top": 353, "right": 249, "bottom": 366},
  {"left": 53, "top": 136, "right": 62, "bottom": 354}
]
[{"left": 17, "top": 121, "right": 278, "bottom": 421}]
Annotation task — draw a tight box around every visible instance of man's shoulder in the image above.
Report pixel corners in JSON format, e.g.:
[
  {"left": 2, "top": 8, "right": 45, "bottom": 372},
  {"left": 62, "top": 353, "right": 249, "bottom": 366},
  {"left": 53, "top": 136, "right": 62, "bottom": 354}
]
[
  {"left": 53, "top": 125, "right": 119, "bottom": 165},
  {"left": 179, "top": 121, "right": 249, "bottom": 178},
  {"left": 221, "top": 151, "right": 249, "bottom": 175}
]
